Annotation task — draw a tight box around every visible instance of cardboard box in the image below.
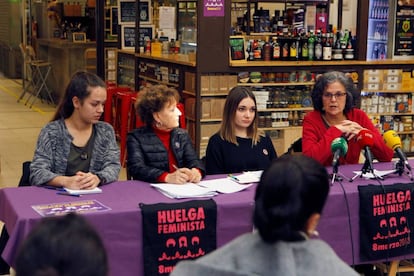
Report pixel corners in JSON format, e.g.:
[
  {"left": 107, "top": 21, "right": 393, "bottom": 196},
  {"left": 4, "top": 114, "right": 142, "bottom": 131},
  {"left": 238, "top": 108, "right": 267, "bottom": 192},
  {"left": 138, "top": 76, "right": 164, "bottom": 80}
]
[
  {"left": 228, "top": 75, "right": 238, "bottom": 90},
  {"left": 184, "top": 97, "right": 196, "bottom": 120},
  {"left": 218, "top": 75, "right": 228, "bottom": 93},
  {"left": 201, "top": 99, "right": 212, "bottom": 119},
  {"left": 209, "top": 76, "right": 220, "bottom": 94},
  {"left": 184, "top": 72, "right": 196, "bottom": 92},
  {"left": 200, "top": 75, "right": 210, "bottom": 95},
  {"left": 210, "top": 98, "right": 226, "bottom": 119},
  {"left": 200, "top": 123, "right": 221, "bottom": 144}
]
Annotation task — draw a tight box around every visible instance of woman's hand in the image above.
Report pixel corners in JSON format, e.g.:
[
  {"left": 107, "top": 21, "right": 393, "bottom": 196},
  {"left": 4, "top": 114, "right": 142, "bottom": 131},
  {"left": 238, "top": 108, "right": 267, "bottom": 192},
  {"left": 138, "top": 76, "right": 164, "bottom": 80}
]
[
  {"left": 335, "top": 120, "right": 364, "bottom": 141},
  {"left": 166, "top": 168, "right": 191, "bottom": 184},
  {"left": 58, "top": 172, "right": 100, "bottom": 190},
  {"left": 188, "top": 168, "right": 202, "bottom": 183}
]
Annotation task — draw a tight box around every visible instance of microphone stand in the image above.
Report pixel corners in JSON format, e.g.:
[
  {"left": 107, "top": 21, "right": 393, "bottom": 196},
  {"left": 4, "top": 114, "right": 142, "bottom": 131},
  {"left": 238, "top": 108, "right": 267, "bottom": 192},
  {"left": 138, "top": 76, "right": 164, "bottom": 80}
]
[
  {"left": 395, "top": 159, "right": 414, "bottom": 181},
  {"left": 350, "top": 150, "right": 383, "bottom": 182},
  {"left": 331, "top": 165, "right": 351, "bottom": 185}
]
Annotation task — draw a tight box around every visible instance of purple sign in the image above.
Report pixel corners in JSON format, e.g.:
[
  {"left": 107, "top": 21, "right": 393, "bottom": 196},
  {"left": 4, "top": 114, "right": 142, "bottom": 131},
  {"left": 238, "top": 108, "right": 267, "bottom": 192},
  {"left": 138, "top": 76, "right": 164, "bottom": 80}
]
[
  {"left": 32, "top": 200, "right": 112, "bottom": 217},
  {"left": 203, "top": 0, "right": 224, "bottom": 17}
]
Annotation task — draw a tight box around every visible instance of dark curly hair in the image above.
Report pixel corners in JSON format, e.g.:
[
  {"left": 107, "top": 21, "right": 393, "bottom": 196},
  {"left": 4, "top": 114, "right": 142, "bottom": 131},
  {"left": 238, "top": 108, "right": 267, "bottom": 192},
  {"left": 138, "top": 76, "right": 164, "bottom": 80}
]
[{"left": 311, "top": 71, "right": 356, "bottom": 114}]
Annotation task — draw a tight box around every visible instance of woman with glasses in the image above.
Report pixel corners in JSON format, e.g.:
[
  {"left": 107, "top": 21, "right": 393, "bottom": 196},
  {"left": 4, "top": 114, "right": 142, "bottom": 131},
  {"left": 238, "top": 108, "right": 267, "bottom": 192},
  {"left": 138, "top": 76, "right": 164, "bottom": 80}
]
[
  {"left": 302, "top": 71, "right": 392, "bottom": 166},
  {"left": 205, "top": 86, "right": 277, "bottom": 175}
]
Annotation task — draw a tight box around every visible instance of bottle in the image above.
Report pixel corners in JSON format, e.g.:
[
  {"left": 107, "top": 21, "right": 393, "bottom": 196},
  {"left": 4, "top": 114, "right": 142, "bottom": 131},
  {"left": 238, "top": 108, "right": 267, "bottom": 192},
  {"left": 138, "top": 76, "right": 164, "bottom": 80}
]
[
  {"left": 332, "top": 31, "right": 343, "bottom": 60},
  {"left": 322, "top": 32, "right": 332, "bottom": 61},
  {"left": 281, "top": 31, "right": 290, "bottom": 61},
  {"left": 263, "top": 39, "right": 271, "bottom": 61},
  {"left": 272, "top": 36, "right": 280, "bottom": 60},
  {"left": 314, "top": 29, "right": 323, "bottom": 60},
  {"left": 308, "top": 30, "right": 315, "bottom": 61},
  {"left": 344, "top": 36, "right": 355, "bottom": 60},
  {"left": 301, "top": 32, "right": 309, "bottom": 60},
  {"left": 289, "top": 32, "right": 297, "bottom": 61}
]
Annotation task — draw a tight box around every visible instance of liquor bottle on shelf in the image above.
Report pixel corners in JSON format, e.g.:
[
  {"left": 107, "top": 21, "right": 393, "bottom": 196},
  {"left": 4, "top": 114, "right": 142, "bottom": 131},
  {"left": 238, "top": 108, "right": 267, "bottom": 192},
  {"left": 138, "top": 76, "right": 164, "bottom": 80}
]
[
  {"left": 272, "top": 36, "right": 280, "bottom": 60},
  {"left": 332, "top": 31, "right": 343, "bottom": 60},
  {"left": 289, "top": 32, "right": 297, "bottom": 61},
  {"left": 308, "top": 30, "right": 315, "bottom": 61},
  {"left": 314, "top": 29, "right": 323, "bottom": 60},
  {"left": 322, "top": 32, "right": 332, "bottom": 61},
  {"left": 344, "top": 35, "right": 355, "bottom": 60},
  {"left": 301, "top": 31, "right": 309, "bottom": 60}
]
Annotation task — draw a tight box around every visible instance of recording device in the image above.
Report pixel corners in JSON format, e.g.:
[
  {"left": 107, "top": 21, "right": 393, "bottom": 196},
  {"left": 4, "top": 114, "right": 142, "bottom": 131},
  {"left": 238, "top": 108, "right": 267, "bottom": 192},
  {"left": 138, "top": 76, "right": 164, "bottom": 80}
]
[
  {"left": 356, "top": 129, "right": 375, "bottom": 175},
  {"left": 383, "top": 130, "right": 412, "bottom": 173},
  {"left": 331, "top": 137, "right": 348, "bottom": 174}
]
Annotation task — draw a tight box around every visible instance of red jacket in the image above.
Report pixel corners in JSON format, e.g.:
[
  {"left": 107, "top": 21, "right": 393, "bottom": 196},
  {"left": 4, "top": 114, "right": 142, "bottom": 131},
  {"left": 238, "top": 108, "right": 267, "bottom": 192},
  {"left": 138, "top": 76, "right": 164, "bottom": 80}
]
[{"left": 302, "top": 108, "right": 393, "bottom": 166}]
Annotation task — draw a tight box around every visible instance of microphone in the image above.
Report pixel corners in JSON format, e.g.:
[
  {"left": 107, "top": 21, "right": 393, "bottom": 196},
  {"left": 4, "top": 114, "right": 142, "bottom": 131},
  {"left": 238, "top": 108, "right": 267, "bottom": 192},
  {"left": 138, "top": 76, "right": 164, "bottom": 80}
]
[
  {"left": 383, "top": 130, "right": 412, "bottom": 171},
  {"left": 331, "top": 137, "right": 348, "bottom": 173},
  {"left": 356, "top": 129, "right": 375, "bottom": 174}
]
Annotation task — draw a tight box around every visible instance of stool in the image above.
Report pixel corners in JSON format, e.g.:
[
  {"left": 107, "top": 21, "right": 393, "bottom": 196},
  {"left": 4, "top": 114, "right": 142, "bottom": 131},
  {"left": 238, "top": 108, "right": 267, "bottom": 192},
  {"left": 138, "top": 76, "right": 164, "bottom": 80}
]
[
  {"left": 113, "top": 91, "right": 137, "bottom": 166},
  {"left": 18, "top": 45, "right": 54, "bottom": 108},
  {"left": 104, "top": 86, "right": 133, "bottom": 125}
]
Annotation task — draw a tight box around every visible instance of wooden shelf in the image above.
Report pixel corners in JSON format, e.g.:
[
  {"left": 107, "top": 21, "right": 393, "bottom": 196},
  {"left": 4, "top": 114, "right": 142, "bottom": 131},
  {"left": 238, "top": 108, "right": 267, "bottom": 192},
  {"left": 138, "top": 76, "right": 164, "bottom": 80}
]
[
  {"left": 138, "top": 75, "right": 179, "bottom": 88},
  {"left": 258, "top": 107, "right": 313, "bottom": 112},
  {"left": 238, "top": 81, "right": 315, "bottom": 86}
]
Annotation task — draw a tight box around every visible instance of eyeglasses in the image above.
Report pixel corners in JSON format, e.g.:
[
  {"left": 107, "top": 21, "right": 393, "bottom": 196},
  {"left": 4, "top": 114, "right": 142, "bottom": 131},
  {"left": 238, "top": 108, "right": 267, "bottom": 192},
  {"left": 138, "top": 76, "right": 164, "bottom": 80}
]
[{"left": 322, "top": 92, "right": 347, "bottom": 99}]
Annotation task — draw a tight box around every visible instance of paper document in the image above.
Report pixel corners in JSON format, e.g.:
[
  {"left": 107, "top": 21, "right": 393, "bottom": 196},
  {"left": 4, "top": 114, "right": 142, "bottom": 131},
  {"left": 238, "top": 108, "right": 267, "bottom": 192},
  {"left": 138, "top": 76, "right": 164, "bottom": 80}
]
[
  {"left": 228, "top": 170, "right": 263, "bottom": 184},
  {"left": 199, "top": 178, "right": 253, "bottom": 193},
  {"left": 150, "top": 183, "right": 218, "bottom": 199},
  {"left": 352, "top": 169, "right": 396, "bottom": 179},
  {"left": 64, "top": 187, "right": 102, "bottom": 195},
  {"left": 151, "top": 177, "right": 254, "bottom": 199}
]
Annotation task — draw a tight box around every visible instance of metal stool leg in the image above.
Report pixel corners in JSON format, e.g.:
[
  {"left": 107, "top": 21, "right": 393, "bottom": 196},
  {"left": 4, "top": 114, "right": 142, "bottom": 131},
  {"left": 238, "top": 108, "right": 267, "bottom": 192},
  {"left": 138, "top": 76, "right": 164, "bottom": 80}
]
[{"left": 29, "top": 64, "right": 52, "bottom": 108}]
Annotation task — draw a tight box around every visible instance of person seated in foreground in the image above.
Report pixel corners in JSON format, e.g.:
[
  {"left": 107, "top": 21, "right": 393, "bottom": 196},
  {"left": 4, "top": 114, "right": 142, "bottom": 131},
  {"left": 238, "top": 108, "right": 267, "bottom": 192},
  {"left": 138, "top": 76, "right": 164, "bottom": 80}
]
[
  {"left": 14, "top": 213, "right": 108, "bottom": 276},
  {"left": 171, "top": 155, "right": 359, "bottom": 276},
  {"left": 127, "top": 84, "right": 205, "bottom": 184},
  {"left": 302, "top": 71, "right": 392, "bottom": 166},
  {"left": 30, "top": 71, "right": 121, "bottom": 188},
  {"left": 205, "top": 86, "right": 277, "bottom": 175}
]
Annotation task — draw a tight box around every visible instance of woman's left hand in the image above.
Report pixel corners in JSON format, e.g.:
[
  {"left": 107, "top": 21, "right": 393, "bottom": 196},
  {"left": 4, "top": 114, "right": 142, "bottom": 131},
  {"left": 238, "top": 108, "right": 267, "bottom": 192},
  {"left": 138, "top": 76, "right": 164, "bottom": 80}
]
[
  {"left": 76, "top": 171, "right": 100, "bottom": 189},
  {"left": 189, "top": 168, "right": 202, "bottom": 183}
]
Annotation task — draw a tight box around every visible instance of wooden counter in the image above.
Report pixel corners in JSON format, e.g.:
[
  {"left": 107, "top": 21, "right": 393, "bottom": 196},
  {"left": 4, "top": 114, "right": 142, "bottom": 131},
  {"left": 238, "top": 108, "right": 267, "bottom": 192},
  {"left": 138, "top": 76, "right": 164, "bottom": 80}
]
[{"left": 36, "top": 39, "right": 96, "bottom": 99}]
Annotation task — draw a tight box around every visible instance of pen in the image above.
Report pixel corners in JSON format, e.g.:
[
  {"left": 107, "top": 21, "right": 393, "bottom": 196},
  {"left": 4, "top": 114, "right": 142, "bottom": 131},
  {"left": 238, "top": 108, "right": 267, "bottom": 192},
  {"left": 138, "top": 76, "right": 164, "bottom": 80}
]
[
  {"left": 56, "top": 192, "right": 81, "bottom": 197},
  {"left": 228, "top": 174, "right": 239, "bottom": 182},
  {"left": 173, "top": 164, "right": 179, "bottom": 171}
]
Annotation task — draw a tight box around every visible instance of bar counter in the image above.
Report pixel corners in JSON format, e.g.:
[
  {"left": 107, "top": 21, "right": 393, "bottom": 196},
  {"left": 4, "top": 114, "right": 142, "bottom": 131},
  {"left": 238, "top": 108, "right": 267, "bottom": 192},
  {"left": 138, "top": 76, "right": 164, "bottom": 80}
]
[{"left": 36, "top": 38, "right": 96, "bottom": 99}]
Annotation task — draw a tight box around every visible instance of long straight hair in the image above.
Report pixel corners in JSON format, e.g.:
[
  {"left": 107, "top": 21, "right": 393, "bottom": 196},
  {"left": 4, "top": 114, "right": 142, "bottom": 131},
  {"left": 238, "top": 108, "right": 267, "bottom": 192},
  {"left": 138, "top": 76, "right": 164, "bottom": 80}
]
[{"left": 219, "top": 86, "right": 263, "bottom": 145}]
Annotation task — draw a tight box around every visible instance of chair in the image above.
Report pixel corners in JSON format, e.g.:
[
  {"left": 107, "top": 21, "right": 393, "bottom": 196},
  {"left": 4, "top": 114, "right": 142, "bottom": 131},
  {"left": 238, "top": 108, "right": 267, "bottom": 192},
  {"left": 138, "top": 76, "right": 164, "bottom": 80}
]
[
  {"left": 0, "top": 161, "right": 31, "bottom": 274},
  {"left": 18, "top": 44, "right": 54, "bottom": 108},
  {"left": 285, "top": 137, "right": 302, "bottom": 155},
  {"left": 113, "top": 91, "right": 138, "bottom": 166},
  {"left": 84, "top": 48, "right": 97, "bottom": 74}
]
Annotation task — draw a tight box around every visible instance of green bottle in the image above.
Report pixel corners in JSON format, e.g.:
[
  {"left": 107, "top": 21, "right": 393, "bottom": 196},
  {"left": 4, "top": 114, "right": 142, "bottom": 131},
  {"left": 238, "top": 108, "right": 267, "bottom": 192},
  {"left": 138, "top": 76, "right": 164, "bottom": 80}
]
[{"left": 308, "top": 30, "right": 315, "bottom": 61}]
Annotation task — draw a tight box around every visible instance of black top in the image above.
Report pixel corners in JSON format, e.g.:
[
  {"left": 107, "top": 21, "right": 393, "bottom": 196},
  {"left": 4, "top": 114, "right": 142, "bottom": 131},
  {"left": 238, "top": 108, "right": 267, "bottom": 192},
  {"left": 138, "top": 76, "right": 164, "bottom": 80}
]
[{"left": 205, "top": 133, "right": 277, "bottom": 175}]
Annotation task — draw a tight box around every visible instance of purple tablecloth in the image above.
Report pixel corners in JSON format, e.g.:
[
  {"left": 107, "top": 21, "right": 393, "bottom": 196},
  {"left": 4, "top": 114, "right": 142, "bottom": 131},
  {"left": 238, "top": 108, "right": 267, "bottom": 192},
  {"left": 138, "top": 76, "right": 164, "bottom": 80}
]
[
  {"left": 0, "top": 178, "right": 255, "bottom": 276},
  {"left": 2, "top": 163, "right": 414, "bottom": 275}
]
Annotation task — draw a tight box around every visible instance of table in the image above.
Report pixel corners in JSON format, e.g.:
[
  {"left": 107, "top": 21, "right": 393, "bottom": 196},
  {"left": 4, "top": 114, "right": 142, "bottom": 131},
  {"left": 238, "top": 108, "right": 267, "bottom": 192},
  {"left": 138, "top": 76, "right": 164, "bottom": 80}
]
[
  {"left": 319, "top": 161, "right": 414, "bottom": 275},
  {"left": 0, "top": 178, "right": 255, "bottom": 276},
  {"left": 1, "top": 163, "right": 414, "bottom": 275}
]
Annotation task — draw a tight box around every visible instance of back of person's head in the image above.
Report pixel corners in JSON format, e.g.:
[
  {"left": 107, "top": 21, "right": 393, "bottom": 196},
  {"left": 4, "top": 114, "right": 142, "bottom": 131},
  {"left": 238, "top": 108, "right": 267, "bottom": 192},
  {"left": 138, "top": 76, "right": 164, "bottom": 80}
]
[
  {"left": 15, "top": 213, "right": 108, "bottom": 276},
  {"left": 52, "top": 71, "right": 106, "bottom": 121},
  {"left": 311, "top": 71, "right": 355, "bottom": 113},
  {"left": 220, "top": 86, "right": 260, "bottom": 144},
  {"left": 135, "top": 84, "right": 180, "bottom": 126},
  {"left": 253, "top": 154, "right": 330, "bottom": 243}
]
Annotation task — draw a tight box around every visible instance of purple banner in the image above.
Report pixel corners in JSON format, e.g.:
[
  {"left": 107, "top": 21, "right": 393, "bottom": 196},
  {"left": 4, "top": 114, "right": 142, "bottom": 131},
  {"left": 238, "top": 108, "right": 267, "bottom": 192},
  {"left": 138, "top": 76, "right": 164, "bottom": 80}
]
[{"left": 203, "top": 0, "right": 224, "bottom": 17}]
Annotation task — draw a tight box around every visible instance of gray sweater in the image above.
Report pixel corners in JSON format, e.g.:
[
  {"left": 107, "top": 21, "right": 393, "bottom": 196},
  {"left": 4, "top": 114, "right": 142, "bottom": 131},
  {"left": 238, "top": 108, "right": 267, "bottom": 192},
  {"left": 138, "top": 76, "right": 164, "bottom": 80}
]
[
  {"left": 171, "top": 232, "right": 359, "bottom": 276},
  {"left": 30, "top": 119, "right": 121, "bottom": 185}
]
